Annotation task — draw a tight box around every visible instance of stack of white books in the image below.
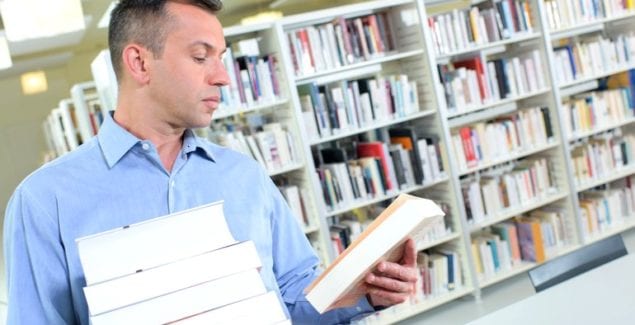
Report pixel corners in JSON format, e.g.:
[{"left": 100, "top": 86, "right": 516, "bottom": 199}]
[{"left": 76, "top": 201, "right": 290, "bottom": 325}]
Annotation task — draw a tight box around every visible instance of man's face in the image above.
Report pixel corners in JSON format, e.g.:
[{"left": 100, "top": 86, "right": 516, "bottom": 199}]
[{"left": 147, "top": 3, "right": 230, "bottom": 129}]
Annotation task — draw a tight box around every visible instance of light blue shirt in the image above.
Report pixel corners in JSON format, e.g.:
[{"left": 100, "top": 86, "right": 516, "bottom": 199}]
[{"left": 4, "top": 113, "right": 374, "bottom": 324}]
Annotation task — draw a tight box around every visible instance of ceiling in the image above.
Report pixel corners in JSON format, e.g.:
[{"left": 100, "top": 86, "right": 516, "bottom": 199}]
[{"left": 0, "top": 0, "right": 361, "bottom": 80}]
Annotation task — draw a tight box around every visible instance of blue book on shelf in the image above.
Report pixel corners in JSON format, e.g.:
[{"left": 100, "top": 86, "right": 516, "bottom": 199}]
[{"left": 487, "top": 238, "right": 500, "bottom": 271}]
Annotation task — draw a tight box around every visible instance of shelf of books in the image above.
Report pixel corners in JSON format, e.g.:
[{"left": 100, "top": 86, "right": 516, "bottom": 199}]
[
  {"left": 578, "top": 175, "right": 635, "bottom": 243},
  {"left": 210, "top": 23, "right": 333, "bottom": 261},
  {"left": 544, "top": 0, "right": 635, "bottom": 41},
  {"left": 274, "top": 0, "right": 475, "bottom": 317},
  {"left": 42, "top": 82, "right": 104, "bottom": 161},
  {"left": 542, "top": 0, "right": 635, "bottom": 252},
  {"left": 425, "top": 0, "right": 586, "bottom": 309}
]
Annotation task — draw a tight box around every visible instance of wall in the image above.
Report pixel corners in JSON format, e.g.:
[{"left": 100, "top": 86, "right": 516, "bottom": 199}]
[{"left": 0, "top": 48, "right": 101, "bottom": 303}]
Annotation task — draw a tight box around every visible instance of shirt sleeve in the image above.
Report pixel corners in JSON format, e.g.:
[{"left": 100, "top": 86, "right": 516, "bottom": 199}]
[
  {"left": 264, "top": 174, "right": 375, "bottom": 324},
  {"left": 4, "top": 186, "right": 76, "bottom": 325}
]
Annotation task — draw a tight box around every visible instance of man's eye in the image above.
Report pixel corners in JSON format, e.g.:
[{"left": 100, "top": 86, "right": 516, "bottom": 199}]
[{"left": 193, "top": 57, "right": 206, "bottom": 63}]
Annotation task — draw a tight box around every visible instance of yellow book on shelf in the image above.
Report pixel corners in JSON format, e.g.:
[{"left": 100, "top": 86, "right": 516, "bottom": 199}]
[
  {"left": 304, "top": 194, "right": 445, "bottom": 313},
  {"left": 471, "top": 242, "right": 483, "bottom": 274}
]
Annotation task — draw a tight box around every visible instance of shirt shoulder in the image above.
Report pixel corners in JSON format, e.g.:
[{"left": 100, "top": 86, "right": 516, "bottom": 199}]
[{"left": 16, "top": 137, "right": 104, "bottom": 194}]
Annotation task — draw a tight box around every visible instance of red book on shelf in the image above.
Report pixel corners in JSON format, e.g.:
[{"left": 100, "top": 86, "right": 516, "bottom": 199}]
[
  {"left": 459, "top": 127, "right": 477, "bottom": 167},
  {"left": 357, "top": 142, "right": 395, "bottom": 191},
  {"left": 454, "top": 57, "right": 488, "bottom": 101}
]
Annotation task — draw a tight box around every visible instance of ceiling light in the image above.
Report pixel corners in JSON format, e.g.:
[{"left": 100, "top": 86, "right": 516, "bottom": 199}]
[
  {"left": 21, "top": 70, "right": 48, "bottom": 95},
  {"left": 0, "top": 32, "right": 12, "bottom": 70},
  {"left": 0, "top": 0, "right": 86, "bottom": 42}
]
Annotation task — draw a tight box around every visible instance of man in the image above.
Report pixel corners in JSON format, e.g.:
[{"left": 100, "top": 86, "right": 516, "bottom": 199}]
[{"left": 4, "top": 1, "right": 419, "bottom": 324}]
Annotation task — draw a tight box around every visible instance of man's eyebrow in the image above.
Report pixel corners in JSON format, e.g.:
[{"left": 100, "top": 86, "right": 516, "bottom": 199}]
[{"left": 189, "top": 41, "right": 227, "bottom": 55}]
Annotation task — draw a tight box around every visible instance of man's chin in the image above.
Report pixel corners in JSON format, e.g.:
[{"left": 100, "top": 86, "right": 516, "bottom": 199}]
[{"left": 189, "top": 114, "right": 214, "bottom": 129}]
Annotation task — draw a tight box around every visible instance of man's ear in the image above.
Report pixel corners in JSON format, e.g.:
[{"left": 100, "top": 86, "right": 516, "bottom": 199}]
[{"left": 121, "top": 44, "right": 151, "bottom": 85}]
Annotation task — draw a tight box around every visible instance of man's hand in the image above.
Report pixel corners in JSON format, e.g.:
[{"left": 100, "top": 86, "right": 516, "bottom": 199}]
[{"left": 365, "top": 238, "right": 418, "bottom": 308}]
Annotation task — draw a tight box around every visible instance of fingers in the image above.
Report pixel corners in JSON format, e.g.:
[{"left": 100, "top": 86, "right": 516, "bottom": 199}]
[
  {"left": 366, "top": 272, "right": 414, "bottom": 294},
  {"left": 375, "top": 260, "right": 419, "bottom": 283},
  {"left": 367, "top": 286, "right": 410, "bottom": 306},
  {"left": 401, "top": 238, "right": 417, "bottom": 267}
]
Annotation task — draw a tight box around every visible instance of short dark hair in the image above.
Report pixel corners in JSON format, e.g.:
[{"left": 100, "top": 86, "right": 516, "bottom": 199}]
[{"left": 108, "top": 0, "right": 223, "bottom": 81}]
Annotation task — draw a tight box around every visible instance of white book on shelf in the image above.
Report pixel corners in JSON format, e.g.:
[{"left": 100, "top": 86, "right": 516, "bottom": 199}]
[
  {"left": 416, "top": 139, "right": 434, "bottom": 182},
  {"left": 171, "top": 291, "right": 288, "bottom": 325},
  {"left": 280, "top": 185, "right": 307, "bottom": 227},
  {"left": 257, "top": 58, "right": 275, "bottom": 102},
  {"left": 70, "top": 82, "right": 99, "bottom": 144},
  {"left": 317, "top": 25, "right": 334, "bottom": 70},
  {"left": 84, "top": 241, "right": 262, "bottom": 316},
  {"left": 90, "top": 269, "right": 267, "bottom": 325},
  {"left": 427, "top": 143, "right": 441, "bottom": 180},
  {"left": 58, "top": 99, "right": 79, "bottom": 150},
  {"left": 76, "top": 201, "right": 236, "bottom": 285},
  {"left": 263, "top": 123, "right": 292, "bottom": 167},
  {"left": 49, "top": 108, "right": 70, "bottom": 156},
  {"left": 255, "top": 131, "right": 279, "bottom": 170},
  {"left": 324, "top": 23, "right": 341, "bottom": 69}
]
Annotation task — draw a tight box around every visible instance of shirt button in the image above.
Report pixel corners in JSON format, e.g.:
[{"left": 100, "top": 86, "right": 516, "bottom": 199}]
[
  {"left": 141, "top": 143, "right": 150, "bottom": 151},
  {"left": 171, "top": 181, "right": 175, "bottom": 187}
]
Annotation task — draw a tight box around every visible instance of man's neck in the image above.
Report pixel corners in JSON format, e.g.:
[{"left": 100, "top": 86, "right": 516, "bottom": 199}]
[{"left": 113, "top": 107, "right": 184, "bottom": 173}]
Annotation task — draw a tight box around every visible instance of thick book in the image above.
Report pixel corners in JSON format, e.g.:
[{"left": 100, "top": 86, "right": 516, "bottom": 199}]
[
  {"left": 170, "top": 291, "right": 287, "bottom": 325},
  {"left": 84, "top": 241, "right": 262, "bottom": 316},
  {"left": 90, "top": 269, "right": 267, "bottom": 325},
  {"left": 76, "top": 201, "right": 236, "bottom": 285},
  {"left": 304, "top": 193, "right": 445, "bottom": 313}
]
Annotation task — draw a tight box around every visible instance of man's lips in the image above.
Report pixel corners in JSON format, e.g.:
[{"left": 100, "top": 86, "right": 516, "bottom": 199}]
[{"left": 202, "top": 96, "right": 220, "bottom": 109}]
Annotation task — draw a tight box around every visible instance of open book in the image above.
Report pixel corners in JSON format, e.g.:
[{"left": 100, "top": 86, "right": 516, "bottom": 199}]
[{"left": 304, "top": 193, "right": 445, "bottom": 313}]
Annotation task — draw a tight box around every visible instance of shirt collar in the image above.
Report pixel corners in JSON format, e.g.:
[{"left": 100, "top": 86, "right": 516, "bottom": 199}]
[
  {"left": 98, "top": 112, "right": 216, "bottom": 168},
  {"left": 98, "top": 112, "right": 140, "bottom": 168},
  {"left": 182, "top": 129, "right": 216, "bottom": 162}
]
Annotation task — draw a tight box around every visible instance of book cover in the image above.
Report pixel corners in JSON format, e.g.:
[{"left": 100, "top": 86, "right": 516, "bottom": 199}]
[
  {"left": 84, "top": 241, "right": 262, "bottom": 316},
  {"left": 90, "top": 269, "right": 267, "bottom": 325},
  {"left": 76, "top": 201, "right": 236, "bottom": 285},
  {"left": 169, "top": 291, "right": 288, "bottom": 325}
]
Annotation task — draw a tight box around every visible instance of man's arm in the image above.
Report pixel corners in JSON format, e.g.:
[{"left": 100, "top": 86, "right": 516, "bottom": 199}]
[
  {"left": 4, "top": 186, "right": 75, "bottom": 324},
  {"left": 264, "top": 175, "right": 376, "bottom": 324}
]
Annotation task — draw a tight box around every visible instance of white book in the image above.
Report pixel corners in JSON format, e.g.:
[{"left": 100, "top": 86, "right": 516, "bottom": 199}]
[
  {"left": 77, "top": 201, "right": 236, "bottom": 285},
  {"left": 245, "top": 135, "right": 267, "bottom": 167},
  {"left": 255, "top": 131, "right": 278, "bottom": 170},
  {"left": 280, "top": 185, "right": 307, "bottom": 227},
  {"left": 90, "top": 269, "right": 267, "bottom": 325},
  {"left": 263, "top": 123, "right": 292, "bottom": 167},
  {"left": 416, "top": 139, "right": 434, "bottom": 182},
  {"left": 324, "top": 23, "right": 341, "bottom": 68},
  {"left": 427, "top": 144, "right": 441, "bottom": 179},
  {"left": 240, "top": 70, "right": 255, "bottom": 106},
  {"left": 58, "top": 99, "right": 80, "bottom": 150},
  {"left": 305, "top": 194, "right": 445, "bottom": 313},
  {"left": 318, "top": 25, "right": 334, "bottom": 70},
  {"left": 49, "top": 109, "right": 70, "bottom": 156},
  {"left": 84, "top": 241, "right": 261, "bottom": 316},
  {"left": 171, "top": 291, "right": 287, "bottom": 325}
]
